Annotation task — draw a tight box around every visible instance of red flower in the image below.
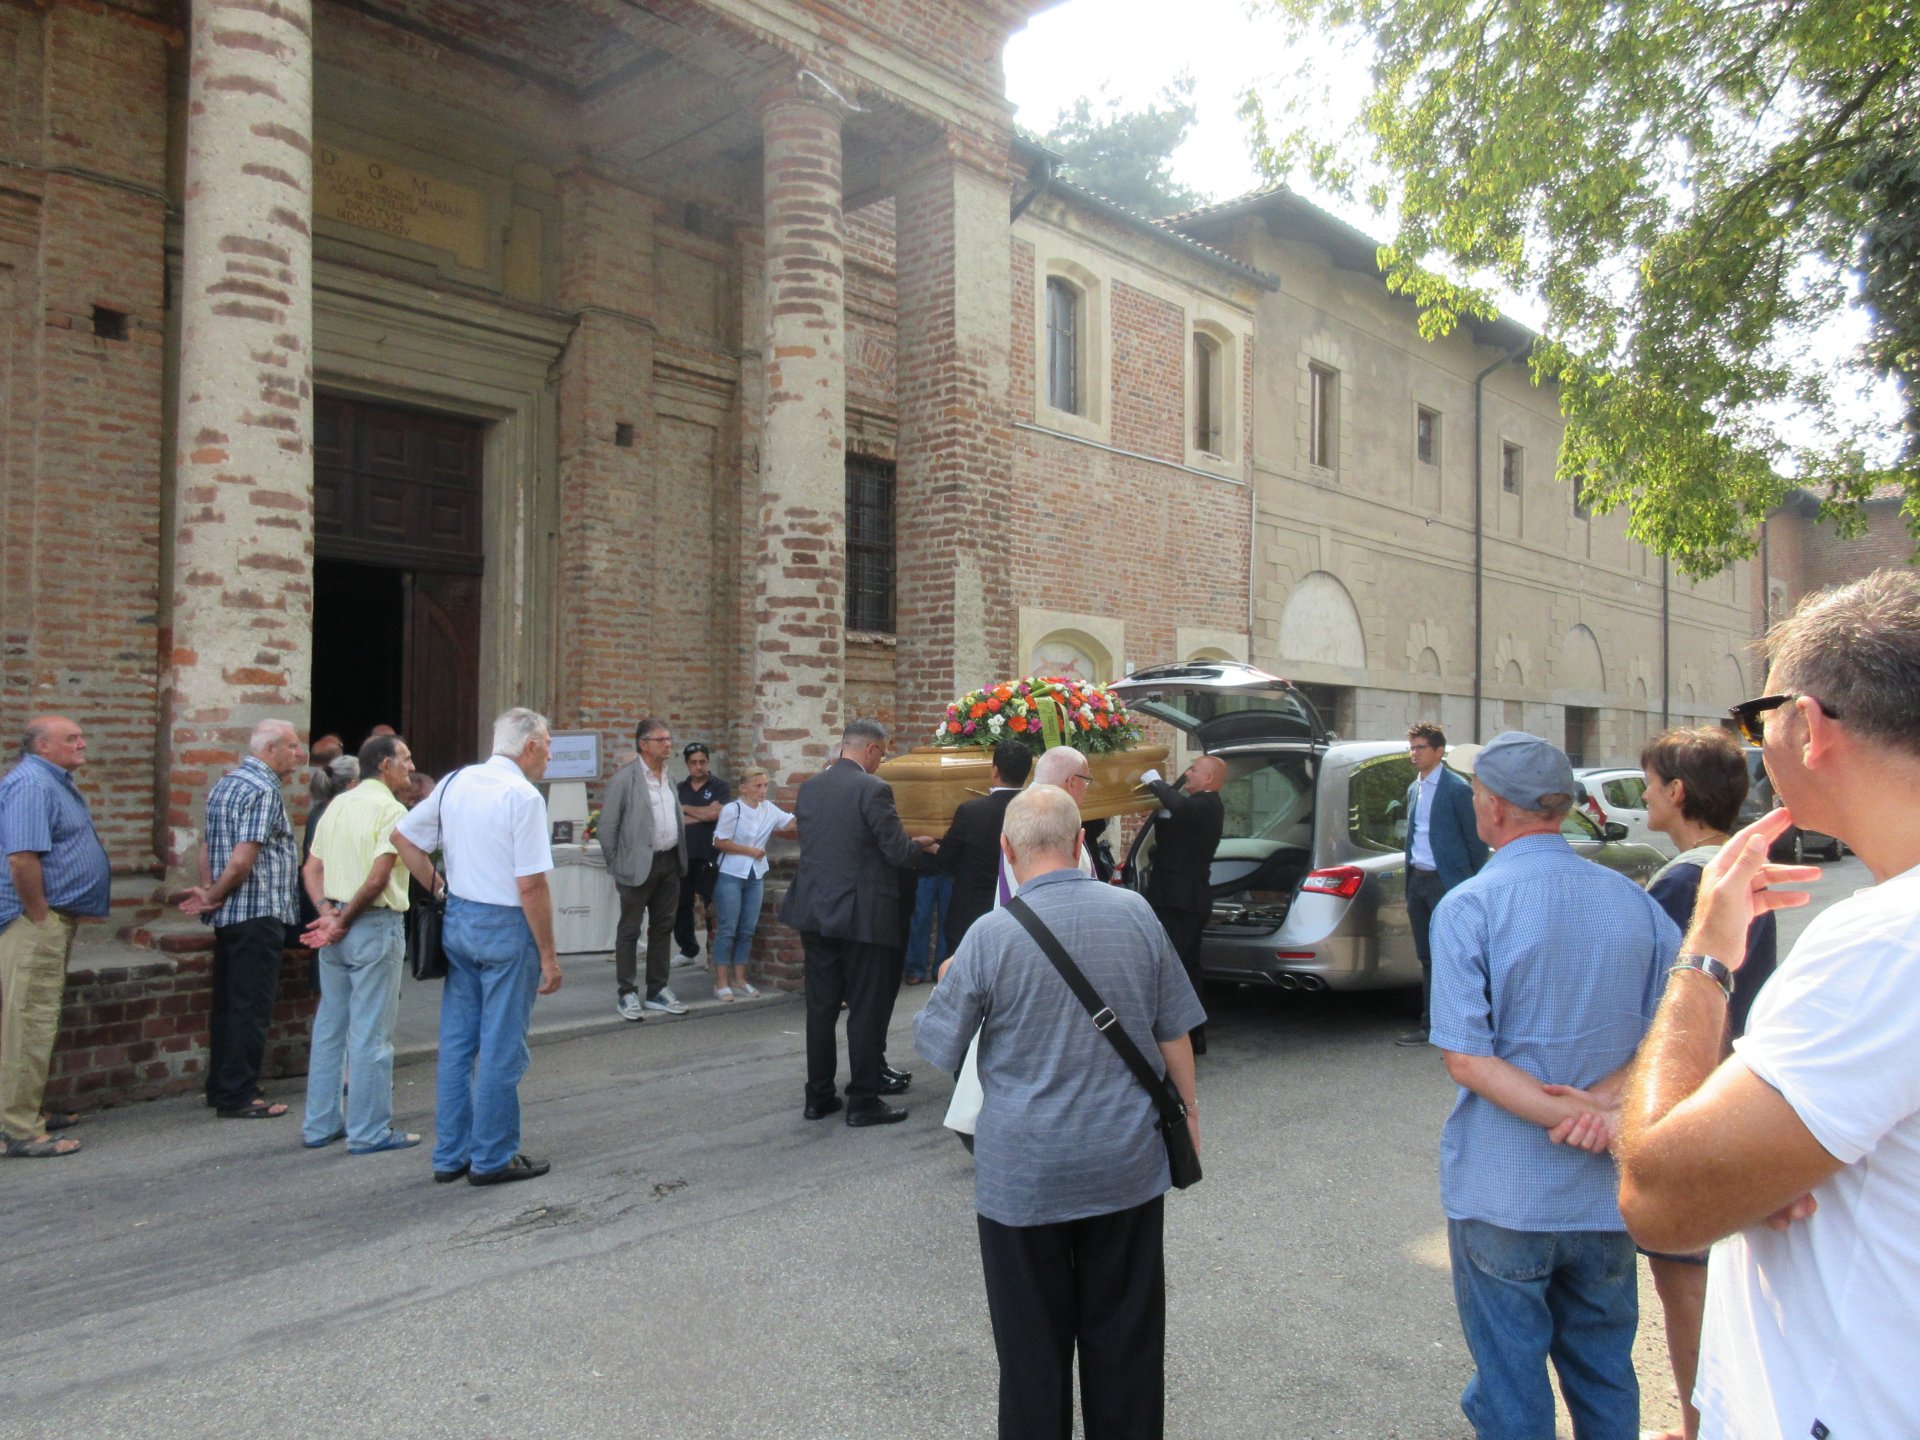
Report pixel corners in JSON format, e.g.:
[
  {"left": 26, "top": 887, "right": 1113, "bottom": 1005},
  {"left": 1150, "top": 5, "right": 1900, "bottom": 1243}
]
[
  {"left": 970, "top": 702, "right": 988, "bottom": 719},
  {"left": 1010, "top": 716, "right": 1028, "bottom": 732},
  {"left": 987, "top": 698, "right": 1002, "bottom": 712},
  {"left": 947, "top": 721, "right": 962, "bottom": 734}
]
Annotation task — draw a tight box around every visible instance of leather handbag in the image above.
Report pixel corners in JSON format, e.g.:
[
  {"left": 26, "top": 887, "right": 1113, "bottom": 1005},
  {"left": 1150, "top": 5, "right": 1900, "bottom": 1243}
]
[
  {"left": 1003, "top": 896, "right": 1202, "bottom": 1190},
  {"left": 406, "top": 894, "right": 447, "bottom": 982}
]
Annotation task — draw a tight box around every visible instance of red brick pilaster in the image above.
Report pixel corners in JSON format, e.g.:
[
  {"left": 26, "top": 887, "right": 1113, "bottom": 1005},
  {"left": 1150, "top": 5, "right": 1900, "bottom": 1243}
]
[
  {"left": 893, "top": 140, "right": 1015, "bottom": 737},
  {"left": 753, "top": 90, "right": 847, "bottom": 791},
  {"left": 553, "top": 169, "right": 656, "bottom": 759},
  {"left": 164, "top": 0, "right": 314, "bottom": 874}
]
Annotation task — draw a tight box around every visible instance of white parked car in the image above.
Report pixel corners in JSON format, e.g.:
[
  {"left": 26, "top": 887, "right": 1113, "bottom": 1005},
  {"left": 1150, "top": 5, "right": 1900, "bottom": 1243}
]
[{"left": 1575, "top": 767, "right": 1677, "bottom": 859}]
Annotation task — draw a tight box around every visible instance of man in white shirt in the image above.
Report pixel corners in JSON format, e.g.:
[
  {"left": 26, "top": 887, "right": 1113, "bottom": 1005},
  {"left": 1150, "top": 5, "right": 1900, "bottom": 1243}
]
[
  {"left": 395, "top": 708, "right": 561, "bottom": 1187},
  {"left": 598, "top": 716, "right": 689, "bottom": 1020},
  {"left": 1616, "top": 568, "right": 1920, "bottom": 1439}
]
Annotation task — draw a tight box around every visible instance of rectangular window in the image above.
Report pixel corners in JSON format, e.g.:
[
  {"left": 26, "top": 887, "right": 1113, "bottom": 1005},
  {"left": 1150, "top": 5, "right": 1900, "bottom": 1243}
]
[
  {"left": 1046, "top": 277, "right": 1079, "bottom": 414},
  {"left": 1572, "top": 473, "right": 1590, "bottom": 519},
  {"left": 1193, "top": 333, "right": 1222, "bottom": 453},
  {"left": 1308, "top": 363, "right": 1337, "bottom": 469},
  {"left": 1501, "top": 441, "right": 1522, "bottom": 494},
  {"left": 1416, "top": 406, "right": 1439, "bottom": 465},
  {"left": 845, "top": 455, "right": 895, "bottom": 634}
]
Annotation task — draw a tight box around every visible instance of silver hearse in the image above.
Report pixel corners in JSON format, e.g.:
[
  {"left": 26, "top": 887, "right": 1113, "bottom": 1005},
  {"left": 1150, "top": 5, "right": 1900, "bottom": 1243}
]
[{"left": 1109, "top": 663, "right": 1666, "bottom": 993}]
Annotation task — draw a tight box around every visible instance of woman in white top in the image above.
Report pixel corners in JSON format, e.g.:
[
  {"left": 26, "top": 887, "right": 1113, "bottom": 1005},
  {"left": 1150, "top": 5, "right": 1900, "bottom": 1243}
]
[{"left": 709, "top": 767, "right": 796, "bottom": 999}]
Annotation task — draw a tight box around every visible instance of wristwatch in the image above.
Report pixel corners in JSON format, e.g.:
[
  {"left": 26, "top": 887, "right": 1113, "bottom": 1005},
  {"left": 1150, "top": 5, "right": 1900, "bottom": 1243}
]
[{"left": 1671, "top": 951, "right": 1734, "bottom": 999}]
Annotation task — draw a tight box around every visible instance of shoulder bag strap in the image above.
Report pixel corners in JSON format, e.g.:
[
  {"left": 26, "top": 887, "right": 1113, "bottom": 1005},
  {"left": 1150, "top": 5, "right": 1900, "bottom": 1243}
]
[{"left": 1003, "top": 895, "right": 1186, "bottom": 1123}]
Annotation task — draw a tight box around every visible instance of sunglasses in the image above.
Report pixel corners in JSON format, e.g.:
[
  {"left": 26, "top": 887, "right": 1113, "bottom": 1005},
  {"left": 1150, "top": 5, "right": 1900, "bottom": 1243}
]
[{"left": 1728, "top": 693, "right": 1841, "bottom": 745}]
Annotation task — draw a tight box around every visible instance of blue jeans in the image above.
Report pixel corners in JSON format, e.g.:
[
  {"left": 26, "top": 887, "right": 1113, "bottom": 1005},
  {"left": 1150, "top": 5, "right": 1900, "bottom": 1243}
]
[
  {"left": 710, "top": 871, "right": 763, "bottom": 971},
  {"left": 302, "top": 909, "right": 404, "bottom": 1147},
  {"left": 435, "top": 897, "right": 541, "bottom": 1175},
  {"left": 905, "top": 872, "right": 953, "bottom": 980},
  {"left": 1447, "top": 1218, "right": 1639, "bottom": 1440}
]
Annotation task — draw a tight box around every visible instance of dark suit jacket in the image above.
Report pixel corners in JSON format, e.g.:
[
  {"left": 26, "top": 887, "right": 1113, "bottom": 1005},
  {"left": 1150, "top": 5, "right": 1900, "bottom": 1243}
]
[
  {"left": 1143, "top": 779, "right": 1224, "bottom": 916},
  {"left": 1404, "top": 765, "right": 1488, "bottom": 891},
  {"left": 937, "top": 787, "right": 1019, "bottom": 950},
  {"left": 777, "top": 757, "right": 931, "bottom": 945}
]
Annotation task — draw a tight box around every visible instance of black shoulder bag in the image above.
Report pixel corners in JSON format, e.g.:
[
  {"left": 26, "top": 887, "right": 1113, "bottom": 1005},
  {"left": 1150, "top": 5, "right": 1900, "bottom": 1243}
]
[
  {"left": 405, "top": 768, "right": 461, "bottom": 982},
  {"left": 1003, "top": 896, "right": 1202, "bottom": 1190}
]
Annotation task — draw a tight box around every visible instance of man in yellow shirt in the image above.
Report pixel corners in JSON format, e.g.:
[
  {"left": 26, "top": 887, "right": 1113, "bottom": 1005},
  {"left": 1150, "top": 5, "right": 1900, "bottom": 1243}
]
[{"left": 299, "top": 734, "right": 436, "bottom": 1154}]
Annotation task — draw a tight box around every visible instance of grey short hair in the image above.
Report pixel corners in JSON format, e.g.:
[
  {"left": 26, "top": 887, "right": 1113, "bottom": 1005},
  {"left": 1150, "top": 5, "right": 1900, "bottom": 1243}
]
[
  {"left": 1032, "top": 746, "right": 1090, "bottom": 787},
  {"left": 1002, "top": 784, "right": 1083, "bottom": 859},
  {"left": 841, "top": 718, "right": 888, "bottom": 749},
  {"left": 491, "top": 707, "right": 550, "bottom": 758},
  {"left": 1765, "top": 568, "right": 1920, "bottom": 758},
  {"left": 248, "top": 719, "right": 295, "bottom": 757},
  {"left": 20, "top": 720, "right": 50, "bottom": 760}
]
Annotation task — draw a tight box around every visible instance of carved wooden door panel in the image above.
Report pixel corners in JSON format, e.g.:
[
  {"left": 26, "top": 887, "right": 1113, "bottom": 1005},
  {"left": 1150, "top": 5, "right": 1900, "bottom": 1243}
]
[{"left": 403, "top": 570, "right": 480, "bottom": 782}]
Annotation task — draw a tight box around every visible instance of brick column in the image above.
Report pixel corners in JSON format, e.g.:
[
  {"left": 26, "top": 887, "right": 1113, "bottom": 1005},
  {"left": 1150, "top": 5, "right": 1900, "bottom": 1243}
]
[
  {"left": 164, "top": 0, "right": 314, "bottom": 872},
  {"left": 553, "top": 169, "right": 655, "bottom": 764},
  {"left": 893, "top": 142, "right": 1015, "bottom": 739},
  {"left": 752, "top": 92, "right": 847, "bottom": 792}
]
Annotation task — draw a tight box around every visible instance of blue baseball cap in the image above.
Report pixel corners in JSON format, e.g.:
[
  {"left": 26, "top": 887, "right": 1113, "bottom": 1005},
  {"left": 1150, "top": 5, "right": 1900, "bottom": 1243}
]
[{"left": 1474, "top": 731, "right": 1576, "bottom": 811}]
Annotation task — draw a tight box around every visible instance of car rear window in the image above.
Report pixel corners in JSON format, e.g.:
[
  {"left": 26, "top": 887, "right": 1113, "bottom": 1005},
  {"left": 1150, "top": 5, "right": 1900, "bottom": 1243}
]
[{"left": 1601, "top": 776, "right": 1645, "bottom": 809}]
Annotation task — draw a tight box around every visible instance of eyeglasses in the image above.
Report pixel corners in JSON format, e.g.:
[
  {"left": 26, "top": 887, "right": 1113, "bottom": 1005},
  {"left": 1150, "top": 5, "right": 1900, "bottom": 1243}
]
[{"left": 1728, "top": 693, "right": 1840, "bottom": 745}]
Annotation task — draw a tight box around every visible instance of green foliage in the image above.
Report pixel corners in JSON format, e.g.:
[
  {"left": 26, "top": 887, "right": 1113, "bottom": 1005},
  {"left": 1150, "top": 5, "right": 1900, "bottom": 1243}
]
[
  {"left": 1039, "top": 74, "right": 1210, "bottom": 218},
  {"left": 1242, "top": 0, "right": 1919, "bottom": 575}
]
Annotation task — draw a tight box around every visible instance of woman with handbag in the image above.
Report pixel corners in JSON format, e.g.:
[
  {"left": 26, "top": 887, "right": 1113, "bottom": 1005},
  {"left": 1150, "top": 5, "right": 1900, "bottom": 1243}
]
[{"left": 708, "top": 767, "right": 795, "bottom": 1000}]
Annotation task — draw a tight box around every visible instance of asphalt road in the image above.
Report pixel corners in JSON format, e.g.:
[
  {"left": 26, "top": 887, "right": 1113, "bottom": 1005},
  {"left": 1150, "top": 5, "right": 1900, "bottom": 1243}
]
[{"left": 1, "top": 852, "right": 1870, "bottom": 1440}]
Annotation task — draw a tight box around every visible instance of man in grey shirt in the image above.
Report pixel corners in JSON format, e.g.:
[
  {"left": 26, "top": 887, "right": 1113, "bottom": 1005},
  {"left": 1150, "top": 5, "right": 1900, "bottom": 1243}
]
[{"left": 914, "top": 784, "right": 1204, "bottom": 1440}]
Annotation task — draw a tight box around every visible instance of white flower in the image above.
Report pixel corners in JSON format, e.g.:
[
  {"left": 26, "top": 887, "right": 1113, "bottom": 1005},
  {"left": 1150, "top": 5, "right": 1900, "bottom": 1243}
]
[{"left": 988, "top": 713, "right": 1005, "bottom": 733}]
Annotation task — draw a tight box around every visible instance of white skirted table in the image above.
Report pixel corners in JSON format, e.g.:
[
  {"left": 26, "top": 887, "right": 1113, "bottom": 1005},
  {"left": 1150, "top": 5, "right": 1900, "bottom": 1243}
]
[{"left": 549, "top": 842, "right": 619, "bottom": 954}]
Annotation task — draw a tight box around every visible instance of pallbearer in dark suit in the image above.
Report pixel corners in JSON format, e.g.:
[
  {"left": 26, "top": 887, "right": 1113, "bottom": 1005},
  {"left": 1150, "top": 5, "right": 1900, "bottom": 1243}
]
[
  {"left": 1397, "top": 722, "right": 1488, "bottom": 1047},
  {"left": 937, "top": 740, "right": 1033, "bottom": 952},
  {"left": 778, "top": 719, "right": 936, "bottom": 1126},
  {"left": 1142, "top": 754, "right": 1226, "bottom": 1056}
]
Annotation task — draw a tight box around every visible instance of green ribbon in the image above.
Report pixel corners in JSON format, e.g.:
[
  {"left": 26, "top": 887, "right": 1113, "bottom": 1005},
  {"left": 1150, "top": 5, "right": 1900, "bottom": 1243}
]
[{"left": 1038, "top": 694, "right": 1066, "bottom": 751}]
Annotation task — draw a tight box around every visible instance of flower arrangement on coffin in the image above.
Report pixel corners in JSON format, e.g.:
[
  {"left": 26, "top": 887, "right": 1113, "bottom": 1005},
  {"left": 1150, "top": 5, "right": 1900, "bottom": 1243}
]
[
  {"left": 881, "top": 675, "right": 1164, "bottom": 835},
  {"left": 931, "top": 675, "right": 1144, "bottom": 756}
]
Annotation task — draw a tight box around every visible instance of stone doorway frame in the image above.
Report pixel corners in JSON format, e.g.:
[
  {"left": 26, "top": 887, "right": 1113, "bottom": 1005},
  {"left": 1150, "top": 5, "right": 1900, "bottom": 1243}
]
[{"left": 312, "top": 261, "right": 569, "bottom": 729}]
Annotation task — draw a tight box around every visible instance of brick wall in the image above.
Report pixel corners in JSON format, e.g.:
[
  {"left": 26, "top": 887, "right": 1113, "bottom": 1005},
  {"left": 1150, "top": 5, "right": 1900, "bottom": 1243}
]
[
  {"left": 0, "top": 6, "right": 171, "bottom": 887},
  {"left": 45, "top": 943, "right": 317, "bottom": 1111}
]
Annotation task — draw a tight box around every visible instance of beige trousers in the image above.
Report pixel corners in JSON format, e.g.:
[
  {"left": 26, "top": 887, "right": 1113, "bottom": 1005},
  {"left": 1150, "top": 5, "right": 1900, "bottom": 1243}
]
[{"left": 0, "top": 912, "right": 77, "bottom": 1138}]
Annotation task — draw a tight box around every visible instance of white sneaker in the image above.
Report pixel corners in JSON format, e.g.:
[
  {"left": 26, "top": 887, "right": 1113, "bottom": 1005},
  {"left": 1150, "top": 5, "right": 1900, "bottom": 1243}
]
[
  {"left": 738, "top": 982, "right": 760, "bottom": 998},
  {"left": 617, "top": 991, "right": 646, "bottom": 1022},
  {"left": 643, "top": 989, "right": 689, "bottom": 1016}
]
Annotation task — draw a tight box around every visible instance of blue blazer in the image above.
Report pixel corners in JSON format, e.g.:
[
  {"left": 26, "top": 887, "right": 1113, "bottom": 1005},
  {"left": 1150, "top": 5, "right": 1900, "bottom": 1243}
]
[{"left": 1405, "top": 766, "right": 1488, "bottom": 891}]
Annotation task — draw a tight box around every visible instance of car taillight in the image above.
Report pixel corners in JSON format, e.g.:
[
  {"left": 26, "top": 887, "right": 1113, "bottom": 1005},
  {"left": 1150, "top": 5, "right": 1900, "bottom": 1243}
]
[{"left": 1299, "top": 865, "right": 1364, "bottom": 899}]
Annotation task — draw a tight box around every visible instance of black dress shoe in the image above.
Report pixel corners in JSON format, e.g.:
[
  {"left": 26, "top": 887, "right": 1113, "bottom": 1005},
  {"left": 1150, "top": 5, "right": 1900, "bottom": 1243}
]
[
  {"left": 1394, "top": 1028, "right": 1431, "bottom": 1047},
  {"left": 880, "top": 1064, "right": 913, "bottom": 1087},
  {"left": 433, "top": 1163, "right": 470, "bottom": 1184},
  {"left": 468, "top": 1154, "right": 550, "bottom": 1185},
  {"left": 845, "top": 1101, "right": 908, "bottom": 1127},
  {"left": 803, "top": 1096, "right": 843, "bottom": 1121},
  {"left": 878, "top": 1074, "right": 910, "bottom": 1096}
]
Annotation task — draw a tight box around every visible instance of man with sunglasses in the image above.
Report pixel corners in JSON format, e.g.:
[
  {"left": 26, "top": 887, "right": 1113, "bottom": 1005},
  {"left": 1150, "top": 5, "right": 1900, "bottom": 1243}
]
[{"left": 1616, "top": 568, "right": 1920, "bottom": 1439}]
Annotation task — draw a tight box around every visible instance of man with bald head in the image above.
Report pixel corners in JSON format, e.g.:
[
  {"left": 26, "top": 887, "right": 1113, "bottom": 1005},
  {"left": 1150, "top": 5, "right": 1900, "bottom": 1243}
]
[
  {"left": 1140, "top": 752, "right": 1226, "bottom": 1055},
  {"left": 0, "top": 717, "right": 110, "bottom": 1157},
  {"left": 180, "top": 719, "right": 307, "bottom": 1120}
]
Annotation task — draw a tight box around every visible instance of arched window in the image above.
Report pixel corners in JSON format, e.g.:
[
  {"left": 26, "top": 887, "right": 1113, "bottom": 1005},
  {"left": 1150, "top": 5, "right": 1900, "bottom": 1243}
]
[
  {"left": 1046, "top": 276, "right": 1080, "bottom": 415},
  {"left": 1193, "top": 332, "right": 1223, "bottom": 453}
]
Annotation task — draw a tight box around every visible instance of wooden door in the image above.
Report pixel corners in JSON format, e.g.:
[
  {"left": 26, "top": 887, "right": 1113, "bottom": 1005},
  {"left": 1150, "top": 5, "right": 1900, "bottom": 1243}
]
[{"left": 404, "top": 570, "right": 480, "bottom": 781}]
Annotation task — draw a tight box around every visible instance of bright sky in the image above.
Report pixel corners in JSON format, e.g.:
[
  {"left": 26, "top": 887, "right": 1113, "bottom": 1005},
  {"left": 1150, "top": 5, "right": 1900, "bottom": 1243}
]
[{"left": 1003, "top": 0, "right": 1287, "bottom": 209}]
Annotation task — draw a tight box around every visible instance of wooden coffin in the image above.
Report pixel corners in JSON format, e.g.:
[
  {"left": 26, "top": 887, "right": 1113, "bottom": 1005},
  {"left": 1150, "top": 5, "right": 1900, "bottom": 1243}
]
[{"left": 879, "top": 744, "right": 1170, "bottom": 837}]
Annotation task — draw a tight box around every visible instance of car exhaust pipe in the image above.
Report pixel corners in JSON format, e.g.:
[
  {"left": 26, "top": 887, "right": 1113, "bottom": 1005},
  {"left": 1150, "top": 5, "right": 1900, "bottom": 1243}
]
[
  {"left": 1274, "top": 973, "right": 1299, "bottom": 991},
  {"left": 1293, "top": 973, "right": 1327, "bottom": 992}
]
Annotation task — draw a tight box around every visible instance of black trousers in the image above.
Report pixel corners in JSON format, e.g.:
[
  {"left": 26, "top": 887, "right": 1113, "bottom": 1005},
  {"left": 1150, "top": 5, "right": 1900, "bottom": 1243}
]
[
  {"left": 673, "top": 858, "right": 718, "bottom": 952},
  {"left": 1155, "top": 905, "right": 1208, "bottom": 1056},
  {"left": 615, "top": 867, "right": 680, "bottom": 999},
  {"left": 976, "top": 1195, "right": 1166, "bottom": 1440},
  {"left": 801, "top": 931, "right": 896, "bottom": 1108},
  {"left": 1406, "top": 867, "right": 1446, "bottom": 1028},
  {"left": 207, "top": 917, "right": 288, "bottom": 1111}
]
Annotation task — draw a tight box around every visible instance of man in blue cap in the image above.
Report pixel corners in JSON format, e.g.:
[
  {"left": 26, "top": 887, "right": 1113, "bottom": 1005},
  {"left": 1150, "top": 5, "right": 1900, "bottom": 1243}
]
[{"left": 1427, "top": 731, "right": 1679, "bottom": 1440}]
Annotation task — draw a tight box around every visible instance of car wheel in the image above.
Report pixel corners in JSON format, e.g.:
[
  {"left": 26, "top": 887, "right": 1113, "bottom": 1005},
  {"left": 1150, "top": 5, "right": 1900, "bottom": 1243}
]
[
  {"left": 1825, "top": 837, "right": 1844, "bottom": 860},
  {"left": 1789, "top": 831, "right": 1806, "bottom": 864}
]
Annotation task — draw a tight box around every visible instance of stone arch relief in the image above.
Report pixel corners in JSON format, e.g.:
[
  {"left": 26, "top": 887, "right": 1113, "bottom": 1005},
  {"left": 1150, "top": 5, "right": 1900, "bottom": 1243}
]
[
  {"left": 1557, "top": 623, "right": 1607, "bottom": 695},
  {"left": 1277, "top": 571, "right": 1367, "bottom": 671}
]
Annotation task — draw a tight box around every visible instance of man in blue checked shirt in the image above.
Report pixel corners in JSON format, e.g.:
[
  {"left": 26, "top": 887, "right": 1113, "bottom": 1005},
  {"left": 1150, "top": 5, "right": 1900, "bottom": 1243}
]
[
  {"left": 1428, "top": 731, "right": 1679, "bottom": 1440},
  {"left": 0, "top": 716, "right": 111, "bottom": 1158},
  {"left": 179, "top": 719, "right": 307, "bottom": 1120}
]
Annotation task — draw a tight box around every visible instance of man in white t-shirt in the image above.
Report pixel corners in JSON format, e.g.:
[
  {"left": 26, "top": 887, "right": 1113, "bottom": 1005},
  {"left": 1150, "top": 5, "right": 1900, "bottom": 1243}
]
[
  {"left": 1616, "top": 568, "right": 1920, "bottom": 1439},
  {"left": 395, "top": 708, "right": 561, "bottom": 1188}
]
